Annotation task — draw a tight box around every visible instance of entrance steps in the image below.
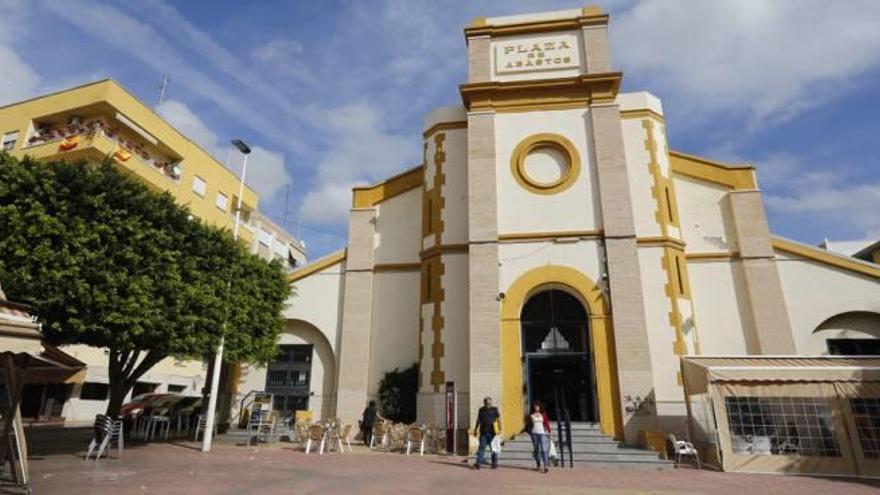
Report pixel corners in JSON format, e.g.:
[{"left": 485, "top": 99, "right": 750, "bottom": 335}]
[{"left": 497, "top": 422, "right": 673, "bottom": 470}]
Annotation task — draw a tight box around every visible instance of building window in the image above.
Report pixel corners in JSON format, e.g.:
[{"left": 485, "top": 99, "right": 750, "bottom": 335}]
[
  {"left": 2, "top": 131, "right": 19, "bottom": 151},
  {"left": 827, "top": 339, "right": 880, "bottom": 356},
  {"left": 851, "top": 398, "right": 880, "bottom": 458},
  {"left": 192, "top": 176, "right": 206, "bottom": 197},
  {"left": 664, "top": 186, "right": 676, "bottom": 223},
  {"left": 675, "top": 255, "right": 685, "bottom": 295},
  {"left": 79, "top": 382, "right": 109, "bottom": 401},
  {"left": 259, "top": 228, "right": 272, "bottom": 247},
  {"left": 725, "top": 396, "right": 841, "bottom": 457},
  {"left": 132, "top": 382, "right": 159, "bottom": 397},
  {"left": 167, "top": 384, "right": 186, "bottom": 394},
  {"left": 216, "top": 192, "right": 228, "bottom": 211}
]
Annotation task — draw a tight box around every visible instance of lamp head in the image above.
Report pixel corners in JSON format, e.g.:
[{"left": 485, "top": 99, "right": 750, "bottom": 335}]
[{"left": 231, "top": 139, "right": 251, "bottom": 155}]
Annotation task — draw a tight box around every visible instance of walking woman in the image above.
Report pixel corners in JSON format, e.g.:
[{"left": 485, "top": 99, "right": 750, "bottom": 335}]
[{"left": 527, "top": 402, "right": 551, "bottom": 472}]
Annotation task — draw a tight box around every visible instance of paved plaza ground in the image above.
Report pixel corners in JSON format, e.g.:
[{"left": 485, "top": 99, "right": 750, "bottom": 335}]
[{"left": 14, "top": 429, "right": 880, "bottom": 495}]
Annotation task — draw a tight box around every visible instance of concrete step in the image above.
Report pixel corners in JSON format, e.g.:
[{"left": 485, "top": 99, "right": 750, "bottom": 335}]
[
  {"left": 497, "top": 459, "right": 673, "bottom": 471},
  {"left": 502, "top": 441, "right": 659, "bottom": 455},
  {"left": 496, "top": 426, "right": 674, "bottom": 470}
]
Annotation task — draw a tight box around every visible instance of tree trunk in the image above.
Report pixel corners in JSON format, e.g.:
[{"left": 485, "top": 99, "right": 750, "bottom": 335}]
[
  {"left": 106, "top": 380, "right": 128, "bottom": 419},
  {"left": 104, "top": 348, "right": 166, "bottom": 418}
]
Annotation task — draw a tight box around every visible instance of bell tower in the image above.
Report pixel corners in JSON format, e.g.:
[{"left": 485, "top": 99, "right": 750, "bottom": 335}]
[{"left": 461, "top": 6, "right": 656, "bottom": 444}]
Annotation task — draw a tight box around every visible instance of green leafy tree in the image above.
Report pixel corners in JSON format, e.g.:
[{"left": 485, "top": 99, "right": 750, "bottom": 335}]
[
  {"left": 378, "top": 363, "right": 418, "bottom": 423},
  {"left": 0, "top": 154, "right": 291, "bottom": 416}
]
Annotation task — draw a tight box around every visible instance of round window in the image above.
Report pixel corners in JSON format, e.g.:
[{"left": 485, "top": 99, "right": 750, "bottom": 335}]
[{"left": 511, "top": 134, "right": 580, "bottom": 195}]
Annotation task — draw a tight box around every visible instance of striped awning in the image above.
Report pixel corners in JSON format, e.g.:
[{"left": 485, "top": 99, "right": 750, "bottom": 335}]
[{"left": 681, "top": 355, "right": 880, "bottom": 394}]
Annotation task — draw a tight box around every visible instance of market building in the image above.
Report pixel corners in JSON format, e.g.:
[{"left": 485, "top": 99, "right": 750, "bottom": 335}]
[
  {"left": 0, "top": 80, "right": 306, "bottom": 425},
  {"left": 234, "top": 6, "right": 880, "bottom": 475}
]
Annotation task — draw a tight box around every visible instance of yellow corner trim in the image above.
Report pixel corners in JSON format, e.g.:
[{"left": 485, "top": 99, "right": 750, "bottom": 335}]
[
  {"left": 685, "top": 251, "right": 740, "bottom": 262},
  {"left": 374, "top": 262, "right": 421, "bottom": 272},
  {"left": 619, "top": 108, "right": 665, "bottom": 122},
  {"left": 772, "top": 238, "right": 880, "bottom": 279},
  {"left": 460, "top": 73, "right": 621, "bottom": 112},
  {"left": 288, "top": 249, "right": 346, "bottom": 283},
  {"left": 423, "top": 121, "right": 467, "bottom": 139},
  {"left": 498, "top": 230, "right": 602, "bottom": 242},
  {"left": 510, "top": 133, "right": 581, "bottom": 195},
  {"left": 419, "top": 243, "right": 469, "bottom": 260},
  {"left": 669, "top": 150, "right": 757, "bottom": 190},
  {"left": 637, "top": 236, "right": 687, "bottom": 250},
  {"left": 464, "top": 12, "right": 608, "bottom": 38},
  {"left": 499, "top": 265, "right": 621, "bottom": 440},
  {"left": 352, "top": 165, "right": 424, "bottom": 208}
]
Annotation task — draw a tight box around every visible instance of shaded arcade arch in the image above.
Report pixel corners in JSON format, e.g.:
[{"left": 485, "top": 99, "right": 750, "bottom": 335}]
[
  {"left": 280, "top": 319, "right": 337, "bottom": 420},
  {"left": 814, "top": 311, "right": 880, "bottom": 355},
  {"left": 500, "top": 265, "right": 622, "bottom": 439}
]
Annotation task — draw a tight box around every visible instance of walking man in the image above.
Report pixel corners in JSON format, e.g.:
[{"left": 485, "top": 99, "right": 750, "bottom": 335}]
[{"left": 473, "top": 396, "right": 502, "bottom": 469}]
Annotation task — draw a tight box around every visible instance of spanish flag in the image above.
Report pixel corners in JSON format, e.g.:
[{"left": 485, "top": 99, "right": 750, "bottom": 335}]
[
  {"left": 59, "top": 135, "right": 79, "bottom": 151},
  {"left": 113, "top": 148, "right": 132, "bottom": 162}
]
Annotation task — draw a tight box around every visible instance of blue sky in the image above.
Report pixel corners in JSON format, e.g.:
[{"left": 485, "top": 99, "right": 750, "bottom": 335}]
[{"left": 2, "top": 0, "right": 879, "bottom": 259}]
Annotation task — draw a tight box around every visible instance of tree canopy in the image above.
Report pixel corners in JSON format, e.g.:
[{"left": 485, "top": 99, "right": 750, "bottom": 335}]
[{"left": 0, "top": 154, "right": 291, "bottom": 414}]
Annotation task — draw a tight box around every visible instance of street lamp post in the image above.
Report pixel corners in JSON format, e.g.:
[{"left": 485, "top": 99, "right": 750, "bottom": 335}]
[{"left": 202, "top": 138, "right": 252, "bottom": 453}]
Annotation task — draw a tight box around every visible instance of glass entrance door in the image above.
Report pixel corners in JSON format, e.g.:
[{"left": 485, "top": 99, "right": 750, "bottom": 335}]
[
  {"left": 521, "top": 289, "right": 597, "bottom": 422},
  {"left": 265, "top": 344, "right": 313, "bottom": 421}
]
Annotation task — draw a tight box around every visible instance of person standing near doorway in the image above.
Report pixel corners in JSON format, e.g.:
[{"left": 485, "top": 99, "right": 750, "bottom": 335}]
[
  {"left": 527, "top": 402, "right": 551, "bottom": 473},
  {"left": 472, "top": 396, "right": 501, "bottom": 470},
  {"left": 360, "top": 400, "right": 384, "bottom": 447}
]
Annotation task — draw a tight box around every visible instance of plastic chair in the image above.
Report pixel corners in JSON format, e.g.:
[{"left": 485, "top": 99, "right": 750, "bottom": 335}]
[
  {"left": 329, "top": 424, "right": 353, "bottom": 453},
  {"left": 305, "top": 424, "right": 326, "bottom": 455},
  {"left": 669, "top": 433, "right": 701, "bottom": 469},
  {"left": 370, "top": 421, "right": 388, "bottom": 449},
  {"left": 193, "top": 414, "right": 218, "bottom": 441},
  {"left": 84, "top": 415, "right": 123, "bottom": 460},
  {"left": 406, "top": 426, "right": 426, "bottom": 456}
]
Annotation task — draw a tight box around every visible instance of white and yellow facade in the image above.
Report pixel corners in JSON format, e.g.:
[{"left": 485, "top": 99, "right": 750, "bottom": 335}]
[
  {"left": 0, "top": 79, "right": 305, "bottom": 424},
  {"left": 243, "top": 6, "right": 880, "bottom": 449}
]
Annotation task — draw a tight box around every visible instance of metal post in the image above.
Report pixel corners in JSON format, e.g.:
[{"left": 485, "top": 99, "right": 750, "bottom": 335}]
[{"left": 201, "top": 149, "right": 249, "bottom": 453}]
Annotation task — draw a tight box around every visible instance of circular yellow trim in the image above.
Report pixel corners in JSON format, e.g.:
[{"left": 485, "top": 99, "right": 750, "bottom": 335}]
[{"left": 510, "top": 133, "right": 581, "bottom": 195}]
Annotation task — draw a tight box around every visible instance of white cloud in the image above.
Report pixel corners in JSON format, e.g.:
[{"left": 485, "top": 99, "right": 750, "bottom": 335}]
[
  {"left": 299, "top": 181, "right": 361, "bottom": 226},
  {"left": 613, "top": 0, "right": 880, "bottom": 124},
  {"left": 765, "top": 182, "right": 880, "bottom": 239},
  {"left": 295, "top": 101, "right": 417, "bottom": 226},
  {"left": 251, "top": 39, "right": 314, "bottom": 85},
  {"left": 0, "top": 45, "right": 39, "bottom": 106},
  {"left": 157, "top": 99, "right": 292, "bottom": 202},
  {"left": 0, "top": 0, "right": 39, "bottom": 105},
  {"left": 246, "top": 146, "right": 294, "bottom": 202},
  {"left": 750, "top": 152, "right": 880, "bottom": 240},
  {"left": 156, "top": 100, "right": 219, "bottom": 155}
]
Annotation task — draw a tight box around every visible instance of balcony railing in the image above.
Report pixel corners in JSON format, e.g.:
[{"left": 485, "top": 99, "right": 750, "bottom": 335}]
[{"left": 24, "top": 119, "right": 182, "bottom": 181}]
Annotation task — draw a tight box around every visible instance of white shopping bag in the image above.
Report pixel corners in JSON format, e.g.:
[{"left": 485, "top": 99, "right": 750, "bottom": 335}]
[
  {"left": 490, "top": 435, "right": 502, "bottom": 455},
  {"left": 548, "top": 439, "right": 558, "bottom": 460}
]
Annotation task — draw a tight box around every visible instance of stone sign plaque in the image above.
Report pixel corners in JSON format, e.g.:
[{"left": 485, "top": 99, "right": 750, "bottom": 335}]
[{"left": 495, "top": 34, "right": 580, "bottom": 74}]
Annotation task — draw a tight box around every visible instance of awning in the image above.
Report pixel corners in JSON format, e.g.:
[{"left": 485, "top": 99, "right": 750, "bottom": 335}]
[
  {"left": 0, "top": 350, "right": 86, "bottom": 385},
  {"left": 681, "top": 356, "right": 880, "bottom": 395}
]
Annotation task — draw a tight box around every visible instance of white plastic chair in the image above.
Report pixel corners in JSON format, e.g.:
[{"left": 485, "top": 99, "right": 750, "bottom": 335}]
[{"left": 669, "top": 433, "right": 701, "bottom": 469}]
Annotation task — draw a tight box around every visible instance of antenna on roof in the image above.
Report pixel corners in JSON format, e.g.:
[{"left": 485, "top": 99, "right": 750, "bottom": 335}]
[{"left": 157, "top": 75, "right": 170, "bottom": 108}]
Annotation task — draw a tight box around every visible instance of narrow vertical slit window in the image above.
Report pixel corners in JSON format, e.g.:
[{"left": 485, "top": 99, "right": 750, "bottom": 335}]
[
  {"left": 665, "top": 186, "right": 675, "bottom": 223},
  {"left": 675, "top": 255, "right": 685, "bottom": 295}
]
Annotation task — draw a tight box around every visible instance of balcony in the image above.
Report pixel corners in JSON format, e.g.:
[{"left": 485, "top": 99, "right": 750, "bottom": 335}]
[{"left": 22, "top": 118, "right": 182, "bottom": 185}]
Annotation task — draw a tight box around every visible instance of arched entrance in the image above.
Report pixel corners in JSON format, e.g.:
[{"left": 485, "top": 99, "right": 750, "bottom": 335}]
[
  {"left": 521, "top": 289, "right": 596, "bottom": 422},
  {"left": 500, "top": 265, "right": 622, "bottom": 439}
]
